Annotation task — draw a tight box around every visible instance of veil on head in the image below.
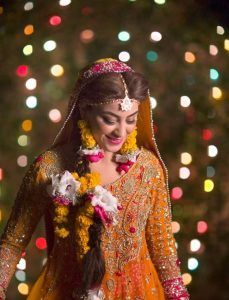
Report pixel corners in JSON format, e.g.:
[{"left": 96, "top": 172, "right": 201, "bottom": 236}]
[{"left": 51, "top": 58, "right": 170, "bottom": 201}]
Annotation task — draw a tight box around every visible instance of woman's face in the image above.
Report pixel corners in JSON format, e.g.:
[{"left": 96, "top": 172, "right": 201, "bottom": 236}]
[{"left": 85, "top": 101, "right": 139, "bottom": 153}]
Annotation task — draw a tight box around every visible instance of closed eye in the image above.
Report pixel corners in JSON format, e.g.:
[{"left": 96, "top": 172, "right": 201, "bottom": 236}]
[
  {"left": 102, "top": 117, "right": 116, "bottom": 125},
  {"left": 126, "top": 119, "right": 137, "bottom": 124}
]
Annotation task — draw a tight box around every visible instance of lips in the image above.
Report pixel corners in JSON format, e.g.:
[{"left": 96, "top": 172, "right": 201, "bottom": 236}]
[{"left": 106, "top": 135, "right": 123, "bottom": 145}]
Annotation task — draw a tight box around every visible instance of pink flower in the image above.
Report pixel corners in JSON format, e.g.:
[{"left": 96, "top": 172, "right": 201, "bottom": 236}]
[
  {"left": 86, "top": 152, "right": 104, "bottom": 162},
  {"left": 35, "top": 155, "right": 43, "bottom": 163},
  {"left": 94, "top": 205, "right": 112, "bottom": 225},
  {"left": 53, "top": 196, "right": 71, "bottom": 206},
  {"left": 116, "top": 160, "right": 134, "bottom": 173}
]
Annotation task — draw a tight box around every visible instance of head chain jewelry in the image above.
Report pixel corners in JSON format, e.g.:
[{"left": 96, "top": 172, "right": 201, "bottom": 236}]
[{"left": 52, "top": 59, "right": 137, "bottom": 145}]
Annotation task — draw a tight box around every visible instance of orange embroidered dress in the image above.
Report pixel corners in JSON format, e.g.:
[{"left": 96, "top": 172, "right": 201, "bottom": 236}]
[
  {"left": 0, "top": 58, "right": 189, "bottom": 300},
  {"left": 0, "top": 146, "right": 187, "bottom": 299}
]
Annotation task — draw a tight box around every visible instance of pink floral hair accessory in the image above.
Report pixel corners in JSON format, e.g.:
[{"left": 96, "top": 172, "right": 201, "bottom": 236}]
[{"left": 81, "top": 58, "right": 133, "bottom": 80}]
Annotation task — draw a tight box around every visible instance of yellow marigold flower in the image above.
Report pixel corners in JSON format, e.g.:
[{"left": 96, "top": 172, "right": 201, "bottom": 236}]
[
  {"left": 55, "top": 227, "right": 69, "bottom": 238},
  {"left": 78, "top": 120, "right": 97, "bottom": 149},
  {"left": 84, "top": 202, "right": 94, "bottom": 217},
  {"left": 86, "top": 172, "right": 101, "bottom": 189},
  {"left": 54, "top": 215, "right": 68, "bottom": 224},
  {"left": 77, "top": 215, "right": 93, "bottom": 227},
  {"left": 55, "top": 205, "right": 69, "bottom": 217},
  {"left": 78, "top": 120, "right": 87, "bottom": 129},
  {"left": 71, "top": 172, "right": 79, "bottom": 180},
  {"left": 120, "top": 129, "right": 138, "bottom": 154}
]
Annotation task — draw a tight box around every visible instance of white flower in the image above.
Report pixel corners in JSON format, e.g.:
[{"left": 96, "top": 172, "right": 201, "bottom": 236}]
[
  {"left": 115, "top": 151, "right": 139, "bottom": 163},
  {"left": 87, "top": 288, "right": 104, "bottom": 300},
  {"left": 91, "top": 185, "right": 118, "bottom": 213},
  {"left": 48, "top": 170, "right": 81, "bottom": 205},
  {"left": 78, "top": 146, "right": 103, "bottom": 155}
]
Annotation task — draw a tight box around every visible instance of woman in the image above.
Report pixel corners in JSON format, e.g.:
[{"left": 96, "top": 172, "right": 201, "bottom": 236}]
[{"left": 0, "top": 58, "right": 189, "bottom": 299}]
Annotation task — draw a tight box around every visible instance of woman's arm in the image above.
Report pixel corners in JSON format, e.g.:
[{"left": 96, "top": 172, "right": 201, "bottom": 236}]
[
  {"left": 0, "top": 152, "right": 53, "bottom": 297},
  {"left": 146, "top": 161, "right": 189, "bottom": 300}
]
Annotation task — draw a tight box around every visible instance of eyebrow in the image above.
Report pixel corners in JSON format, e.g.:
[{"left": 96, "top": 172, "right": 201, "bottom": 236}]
[{"left": 102, "top": 110, "right": 139, "bottom": 118}]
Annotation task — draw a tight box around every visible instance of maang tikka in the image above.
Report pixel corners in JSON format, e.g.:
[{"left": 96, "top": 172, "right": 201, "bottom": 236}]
[{"left": 119, "top": 74, "right": 139, "bottom": 111}]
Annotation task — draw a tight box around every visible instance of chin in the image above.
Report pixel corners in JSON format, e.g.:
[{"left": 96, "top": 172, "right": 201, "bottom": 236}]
[{"left": 104, "top": 144, "right": 123, "bottom": 153}]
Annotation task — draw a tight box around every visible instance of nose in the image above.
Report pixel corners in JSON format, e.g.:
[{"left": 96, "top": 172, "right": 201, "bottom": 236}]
[{"left": 113, "top": 122, "right": 127, "bottom": 138}]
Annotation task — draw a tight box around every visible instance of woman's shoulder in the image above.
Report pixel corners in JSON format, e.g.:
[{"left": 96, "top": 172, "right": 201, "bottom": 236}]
[
  {"left": 31, "top": 143, "right": 73, "bottom": 180},
  {"left": 140, "top": 147, "right": 163, "bottom": 168}
]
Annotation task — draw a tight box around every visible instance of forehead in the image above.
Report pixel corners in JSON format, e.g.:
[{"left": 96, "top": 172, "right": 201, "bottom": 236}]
[{"left": 92, "top": 101, "right": 139, "bottom": 117}]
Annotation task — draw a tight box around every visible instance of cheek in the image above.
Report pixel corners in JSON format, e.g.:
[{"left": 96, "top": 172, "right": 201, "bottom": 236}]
[{"left": 127, "top": 124, "right": 137, "bottom": 134}]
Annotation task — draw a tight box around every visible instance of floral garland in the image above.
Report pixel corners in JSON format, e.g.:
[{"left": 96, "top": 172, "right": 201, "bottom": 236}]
[
  {"left": 48, "top": 170, "right": 119, "bottom": 259},
  {"left": 48, "top": 120, "right": 139, "bottom": 260},
  {"left": 78, "top": 119, "right": 139, "bottom": 173}
]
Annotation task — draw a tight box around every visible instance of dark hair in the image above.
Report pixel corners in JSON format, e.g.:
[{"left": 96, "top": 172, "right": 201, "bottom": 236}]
[
  {"left": 73, "top": 71, "right": 149, "bottom": 295},
  {"left": 78, "top": 71, "right": 149, "bottom": 106}
]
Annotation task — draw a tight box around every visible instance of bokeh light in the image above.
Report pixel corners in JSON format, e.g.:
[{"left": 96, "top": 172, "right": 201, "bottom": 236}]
[
  {"left": 49, "top": 16, "right": 62, "bottom": 26},
  {"left": 179, "top": 167, "right": 190, "bottom": 179},
  {"left": 150, "top": 31, "right": 162, "bottom": 42},
  {"left": 36, "top": 237, "right": 47, "bottom": 250},
  {"left": 207, "top": 166, "right": 215, "bottom": 178},
  {"left": 59, "top": 0, "right": 71, "bottom": 6},
  {"left": 25, "top": 78, "right": 37, "bottom": 90},
  {"left": 197, "top": 221, "right": 208, "bottom": 234},
  {"left": 24, "top": 24, "right": 34, "bottom": 35},
  {"left": 180, "top": 96, "right": 191, "bottom": 107},
  {"left": 216, "top": 25, "right": 224, "bottom": 35},
  {"left": 212, "top": 87, "right": 222, "bottom": 99},
  {"left": 118, "top": 51, "right": 130, "bottom": 62},
  {"left": 182, "top": 273, "right": 192, "bottom": 285},
  {"left": 23, "top": 45, "right": 33, "bottom": 56},
  {"left": 17, "top": 258, "right": 26, "bottom": 271},
  {"left": 43, "top": 40, "right": 57, "bottom": 52},
  {"left": 210, "top": 68, "right": 219, "bottom": 80},
  {"left": 26, "top": 96, "right": 37, "bottom": 109},
  {"left": 18, "top": 135, "right": 29, "bottom": 147},
  {"left": 224, "top": 39, "right": 229, "bottom": 51},
  {"left": 22, "top": 120, "right": 32, "bottom": 132},
  {"left": 185, "top": 51, "right": 196, "bottom": 63},
  {"left": 17, "top": 155, "right": 28, "bottom": 167},
  {"left": 172, "top": 221, "right": 181, "bottom": 234},
  {"left": 80, "top": 29, "right": 95, "bottom": 43},
  {"left": 15, "top": 270, "right": 26, "bottom": 282},
  {"left": 0, "top": 168, "right": 3, "bottom": 181},
  {"left": 188, "top": 257, "right": 199, "bottom": 270},
  {"left": 24, "top": 2, "right": 33, "bottom": 11},
  {"left": 202, "top": 129, "right": 213, "bottom": 141},
  {"left": 50, "top": 64, "right": 64, "bottom": 77},
  {"left": 49, "top": 109, "right": 62, "bottom": 123},
  {"left": 181, "top": 152, "right": 192, "bottom": 165},
  {"left": 18, "top": 283, "right": 29, "bottom": 295},
  {"left": 146, "top": 51, "right": 158, "bottom": 62},
  {"left": 154, "top": 0, "right": 166, "bottom": 4},
  {"left": 150, "top": 97, "right": 157, "bottom": 109},
  {"left": 207, "top": 145, "right": 218, "bottom": 157},
  {"left": 118, "top": 31, "right": 130, "bottom": 41},
  {"left": 209, "top": 45, "right": 218, "bottom": 56},
  {"left": 171, "top": 187, "right": 183, "bottom": 200},
  {"left": 204, "top": 179, "right": 214, "bottom": 192},
  {"left": 190, "top": 239, "right": 201, "bottom": 252},
  {"left": 16, "top": 65, "right": 28, "bottom": 77}
]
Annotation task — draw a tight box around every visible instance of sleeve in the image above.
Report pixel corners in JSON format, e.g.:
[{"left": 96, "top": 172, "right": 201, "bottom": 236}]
[
  {"left": 145, "top": 162, "right": 189, "bottom": 300},
  {"left": 0, "top": 152, "right": 53, "bottom": 295}
]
